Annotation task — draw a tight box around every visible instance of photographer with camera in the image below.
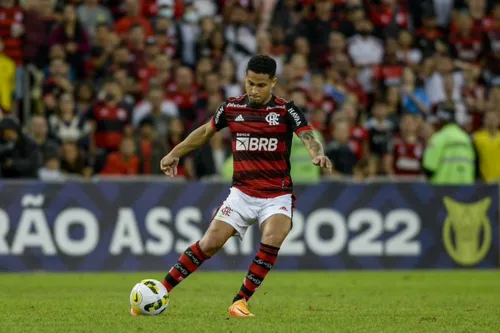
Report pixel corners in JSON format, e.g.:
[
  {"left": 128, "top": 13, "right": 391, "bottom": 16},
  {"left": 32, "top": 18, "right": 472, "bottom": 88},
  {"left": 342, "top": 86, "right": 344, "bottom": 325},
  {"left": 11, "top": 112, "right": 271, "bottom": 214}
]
[{"left": 0, "top": 117, "right": 40, "bottom": 178}]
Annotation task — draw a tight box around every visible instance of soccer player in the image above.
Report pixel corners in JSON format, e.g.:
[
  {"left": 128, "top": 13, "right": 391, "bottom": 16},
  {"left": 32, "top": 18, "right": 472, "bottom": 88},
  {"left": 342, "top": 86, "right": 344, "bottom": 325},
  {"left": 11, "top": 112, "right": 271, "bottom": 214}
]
[{"left": 143, "top": 55, "right": 332, "bottom": 318}]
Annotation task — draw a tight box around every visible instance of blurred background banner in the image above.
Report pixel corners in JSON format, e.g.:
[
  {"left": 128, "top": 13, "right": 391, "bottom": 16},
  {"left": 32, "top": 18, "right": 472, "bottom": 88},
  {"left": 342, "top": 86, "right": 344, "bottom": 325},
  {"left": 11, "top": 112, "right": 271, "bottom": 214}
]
[{"left": 0, "top": 181, "right": 497, "bottom": 272}]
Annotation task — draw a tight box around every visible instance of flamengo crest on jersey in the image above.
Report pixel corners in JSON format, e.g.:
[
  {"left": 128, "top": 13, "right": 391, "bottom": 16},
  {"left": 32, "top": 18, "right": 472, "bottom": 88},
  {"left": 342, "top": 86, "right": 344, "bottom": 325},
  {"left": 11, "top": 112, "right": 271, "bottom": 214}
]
[{"left": 265, "top": 112, "right": 279, "bottom": 126}]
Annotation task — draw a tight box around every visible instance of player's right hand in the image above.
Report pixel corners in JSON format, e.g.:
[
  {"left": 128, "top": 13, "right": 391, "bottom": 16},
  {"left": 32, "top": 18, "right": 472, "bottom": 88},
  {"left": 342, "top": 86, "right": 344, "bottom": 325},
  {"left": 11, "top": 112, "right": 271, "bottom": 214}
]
[{"left": 160, "top": 154, "right": 179, "bottom": 177}]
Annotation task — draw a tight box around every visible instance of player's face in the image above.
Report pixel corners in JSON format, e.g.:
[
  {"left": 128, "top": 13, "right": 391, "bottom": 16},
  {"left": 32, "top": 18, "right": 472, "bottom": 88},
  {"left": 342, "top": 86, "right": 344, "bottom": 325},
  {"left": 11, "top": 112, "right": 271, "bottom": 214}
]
[{"left": 245, "top": 70, "right": 276, "bottom": 105}]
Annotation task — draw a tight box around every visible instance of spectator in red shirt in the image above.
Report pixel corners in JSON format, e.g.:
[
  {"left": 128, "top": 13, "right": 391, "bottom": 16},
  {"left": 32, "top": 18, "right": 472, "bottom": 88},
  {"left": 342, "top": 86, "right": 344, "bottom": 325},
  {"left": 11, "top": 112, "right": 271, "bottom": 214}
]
[
  {"left": 384, "top": 113, "right": 424, "bottom": 177},
  {"left": 135, "top": 116, "right": 166, "bottom": 175},
  {"left": 168, "top": 66, "right": 198, "bottom": 128},
  {"left": 108, "top": 43, "right": 134, "bottom": 77},
  {"left": 327, "top": 53, "right": 369, "bottom": 109},
  {"left": 115, "top": 0, "right": 153, "bottom": 37},
  {"left": 88, "top": 80, "right": 132, "bottom": 153},
  {"left": 142, "top": 0, "right": 184, "bottom": 20},
  {"left": 369, "top": 0, "right": 409, "bottom": 38},
  {"left": 154, "top": 15, "right": 180, "bottom": 59},
  {"left": 195, "top": 71, "right": 223, "bottom": 113},
  {"left": 342, "top": 101, "right": 369, "bottom": 160},
  {"left": 373, "top": 38, "right": 404, "bottom": 89},
  {"left": 415, "top": 8, "right": 444, "bottom": 58},
  {"left": 0, "top": 0, "right": 24, "bottom": 65},
  {"left": 307, "top": 72, "right": 336, "bottom": 122},
  {"left": 142, "top": 53, "right": 172, "bottom": 94},
  {"left": 127, "top": 23, "right": 148, "bottom": 75},
  {"left": 136, "top": 36, "right": 160, "bottom": 89},
  {"left": 450, "top": 13, "right": 484, "bottom": 64},
  {"left": 100, "top": 136, "right": 140, "bottom": 175},
  {"left": 466, "top": 0, "right": 489, "bottom": 31},
  {"left": 22, "top": 0, "right": 46, "bottom": 66}
]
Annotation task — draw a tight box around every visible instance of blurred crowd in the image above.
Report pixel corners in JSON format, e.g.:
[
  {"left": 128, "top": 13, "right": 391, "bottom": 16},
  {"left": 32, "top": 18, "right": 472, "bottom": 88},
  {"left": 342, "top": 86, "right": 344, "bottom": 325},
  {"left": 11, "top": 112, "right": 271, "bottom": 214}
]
[{"left": 0, "top": 0, "right": 499, "bottom": 183}]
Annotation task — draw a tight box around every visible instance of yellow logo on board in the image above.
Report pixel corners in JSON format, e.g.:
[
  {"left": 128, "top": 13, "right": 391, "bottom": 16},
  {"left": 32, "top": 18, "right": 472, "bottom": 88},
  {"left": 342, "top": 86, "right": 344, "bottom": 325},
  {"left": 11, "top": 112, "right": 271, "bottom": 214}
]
[{"left": 442, "top": 197, "right": 492, "bottom": 266}]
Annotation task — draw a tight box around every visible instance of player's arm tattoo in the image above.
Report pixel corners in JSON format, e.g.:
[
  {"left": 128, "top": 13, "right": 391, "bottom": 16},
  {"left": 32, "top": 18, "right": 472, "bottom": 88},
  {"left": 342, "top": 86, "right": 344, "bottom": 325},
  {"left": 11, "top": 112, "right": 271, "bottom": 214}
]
[{"left": 299, "top": 130, "right": 324, "bottom": 158}]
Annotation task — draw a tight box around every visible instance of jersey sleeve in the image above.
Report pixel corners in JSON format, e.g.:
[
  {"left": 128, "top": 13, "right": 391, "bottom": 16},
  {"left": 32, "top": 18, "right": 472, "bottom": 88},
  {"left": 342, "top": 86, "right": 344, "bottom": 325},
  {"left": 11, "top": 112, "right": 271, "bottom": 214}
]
[
  {"left": 210, "top": 102, "right": 228, "bottom": 132},
  {"left": 286, "top": 102, "right": 313, "bottom": 134}
]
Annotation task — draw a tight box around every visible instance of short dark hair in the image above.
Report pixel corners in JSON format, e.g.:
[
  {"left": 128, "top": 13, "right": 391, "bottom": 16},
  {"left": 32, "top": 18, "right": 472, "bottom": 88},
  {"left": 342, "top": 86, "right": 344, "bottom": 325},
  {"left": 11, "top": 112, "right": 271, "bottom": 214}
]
[{"left": 246, "top": 55, "right": 276, "bottom": 78}]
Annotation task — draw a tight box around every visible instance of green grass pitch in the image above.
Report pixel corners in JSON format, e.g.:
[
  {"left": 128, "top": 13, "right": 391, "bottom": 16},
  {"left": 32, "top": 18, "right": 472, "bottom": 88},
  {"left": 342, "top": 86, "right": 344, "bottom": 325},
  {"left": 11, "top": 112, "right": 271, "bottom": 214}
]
[{"left": 1, "top": 271, "right": 500, "bottom": 333}]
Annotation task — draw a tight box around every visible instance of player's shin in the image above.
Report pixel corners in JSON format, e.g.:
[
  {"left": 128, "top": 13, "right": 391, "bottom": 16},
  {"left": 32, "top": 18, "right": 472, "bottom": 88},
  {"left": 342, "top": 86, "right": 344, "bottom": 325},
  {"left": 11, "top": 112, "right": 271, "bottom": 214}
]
[
  {"left": 233, "top": 243, "right": 279, "bottom": 303},
  {"left": 162, "top": 241, "right": 211, "bottom": 292}
]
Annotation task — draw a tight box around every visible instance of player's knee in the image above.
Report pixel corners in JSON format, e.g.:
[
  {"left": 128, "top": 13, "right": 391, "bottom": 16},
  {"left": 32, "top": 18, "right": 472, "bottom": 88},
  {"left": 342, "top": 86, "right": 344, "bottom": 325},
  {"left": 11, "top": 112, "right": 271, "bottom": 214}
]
[
  {"left": 261, "top": 227, "right": 290, "bottom": 248},
  {"left": 199, "top": 230, "right": 226, "bottom": 256}
]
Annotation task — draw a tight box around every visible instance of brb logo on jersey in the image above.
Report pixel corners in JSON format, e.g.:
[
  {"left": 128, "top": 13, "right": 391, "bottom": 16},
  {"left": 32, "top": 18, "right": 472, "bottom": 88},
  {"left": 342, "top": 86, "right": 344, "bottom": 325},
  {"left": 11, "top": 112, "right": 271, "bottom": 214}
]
[
  {"left": 265, "top": 112, "right": 280, "bottom": 126},
  {"left": 236, "top": 136, "right": 278, "bottom": 151}
]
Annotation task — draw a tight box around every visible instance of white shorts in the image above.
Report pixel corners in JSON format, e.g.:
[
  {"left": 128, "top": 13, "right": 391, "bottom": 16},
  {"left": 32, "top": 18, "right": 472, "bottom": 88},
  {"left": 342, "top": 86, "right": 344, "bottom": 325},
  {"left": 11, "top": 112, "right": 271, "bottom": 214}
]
[{"left": 213, "top": 187, "right": 293, "bottom": 240}]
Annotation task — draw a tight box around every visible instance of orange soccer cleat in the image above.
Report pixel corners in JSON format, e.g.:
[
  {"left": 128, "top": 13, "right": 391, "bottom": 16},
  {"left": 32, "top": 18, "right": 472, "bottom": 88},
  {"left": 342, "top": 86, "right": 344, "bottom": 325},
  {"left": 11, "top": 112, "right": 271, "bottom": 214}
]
[
  {"left": 228, "top": 299, "right": 255, "bottom": 318},
  {"left": 130, "top": 307, "right": 139, "bottom": 316}
]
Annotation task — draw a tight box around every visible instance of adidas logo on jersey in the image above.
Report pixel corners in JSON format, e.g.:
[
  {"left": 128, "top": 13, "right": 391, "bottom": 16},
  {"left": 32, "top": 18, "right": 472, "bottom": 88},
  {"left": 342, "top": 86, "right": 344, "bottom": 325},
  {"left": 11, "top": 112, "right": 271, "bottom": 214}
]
[{"left": 235, "top": 115, "right": 244, "bottom": 122}]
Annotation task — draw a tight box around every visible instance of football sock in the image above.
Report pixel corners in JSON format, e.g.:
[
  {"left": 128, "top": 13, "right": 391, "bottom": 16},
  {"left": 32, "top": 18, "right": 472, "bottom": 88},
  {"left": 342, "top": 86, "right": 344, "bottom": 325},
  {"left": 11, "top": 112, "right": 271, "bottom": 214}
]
[
  {"left": 233, "top": 242, "right": 279, "bottom": 303},
  {"left": 162, "top": 241, "right": 211, "bottom": 292}
]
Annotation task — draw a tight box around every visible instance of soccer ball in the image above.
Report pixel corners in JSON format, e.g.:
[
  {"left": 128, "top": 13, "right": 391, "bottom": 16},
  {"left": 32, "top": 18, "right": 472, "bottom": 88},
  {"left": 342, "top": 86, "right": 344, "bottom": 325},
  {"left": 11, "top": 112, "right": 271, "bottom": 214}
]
[{"left": 130, "top": 279, "right": 169, "bottom": 315}]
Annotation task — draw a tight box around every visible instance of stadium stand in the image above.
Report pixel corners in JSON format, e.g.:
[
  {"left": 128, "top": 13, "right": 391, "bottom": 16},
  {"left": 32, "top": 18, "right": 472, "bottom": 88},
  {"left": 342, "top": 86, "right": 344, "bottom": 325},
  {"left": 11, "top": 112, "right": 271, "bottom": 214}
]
[{"left": 0, "top": 0, "right": 498, "bottom": 183}]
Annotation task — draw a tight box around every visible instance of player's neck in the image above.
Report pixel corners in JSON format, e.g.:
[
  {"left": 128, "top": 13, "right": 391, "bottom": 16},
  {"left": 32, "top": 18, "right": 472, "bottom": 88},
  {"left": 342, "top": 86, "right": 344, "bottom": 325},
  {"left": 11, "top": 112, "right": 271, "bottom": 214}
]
[{"left": 248, "top": 94, "right": 273, "bottom": 108}]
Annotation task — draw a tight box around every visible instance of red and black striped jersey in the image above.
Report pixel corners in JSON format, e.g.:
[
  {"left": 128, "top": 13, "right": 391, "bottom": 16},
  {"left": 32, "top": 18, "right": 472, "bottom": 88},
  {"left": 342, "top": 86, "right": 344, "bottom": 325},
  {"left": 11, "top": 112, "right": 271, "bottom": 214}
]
[
  {"left": 0, "top": 6, "right": 23, "bottom": 65},
  {"left": 210, "top": 94, "right": 313, "bottom": 198}
]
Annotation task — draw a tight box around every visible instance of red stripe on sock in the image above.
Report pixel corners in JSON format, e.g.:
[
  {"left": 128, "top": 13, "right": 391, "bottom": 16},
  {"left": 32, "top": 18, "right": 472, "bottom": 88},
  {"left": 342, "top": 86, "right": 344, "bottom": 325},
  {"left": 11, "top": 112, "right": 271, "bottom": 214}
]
[
  {"left": 244, "top": 277, "right": 260, "bottom": 291},
  {"left": 169, "top": 267, "right": 185, "bottom": 282},
  {"left": 260, "top": 243, "right": 280, "bottom": 255},
  {"left": 257, "top": 251, "right": 277, "bottom": 264},
  {"left": 179, "top": 254, "right": 197, "bottom": 272},
  {"left": 250, "top": 264, "right": 269, "bottom": 277},
  {"left": 162, "top": 280, "right": 174, "bottom": 292},
  {"left": 194, "top": 241, "right": 211, "bottom": 260},
  {"left": 238, "top": 290, "right": 250, "bottom": 300}
]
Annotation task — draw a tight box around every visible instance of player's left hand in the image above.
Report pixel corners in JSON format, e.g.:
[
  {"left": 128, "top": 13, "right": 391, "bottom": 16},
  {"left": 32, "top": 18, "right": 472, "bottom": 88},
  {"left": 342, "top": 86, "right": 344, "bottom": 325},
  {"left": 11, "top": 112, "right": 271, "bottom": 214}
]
[
  {"left": 160, "top": 154, "right": 179, "bottom": 177},
  {"left": 313, "top": 156, "right": 333, "bottom": 174}
]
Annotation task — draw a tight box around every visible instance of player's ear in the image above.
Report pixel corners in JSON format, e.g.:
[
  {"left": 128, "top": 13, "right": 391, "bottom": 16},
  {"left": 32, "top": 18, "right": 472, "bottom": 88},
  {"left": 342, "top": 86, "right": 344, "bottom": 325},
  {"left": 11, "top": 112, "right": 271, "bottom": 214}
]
[{"left": 271, "top": 76, "right": 277, "bottom": 88}]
